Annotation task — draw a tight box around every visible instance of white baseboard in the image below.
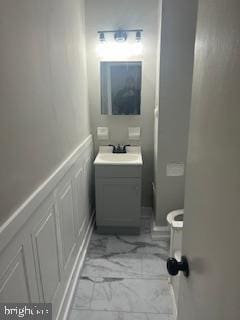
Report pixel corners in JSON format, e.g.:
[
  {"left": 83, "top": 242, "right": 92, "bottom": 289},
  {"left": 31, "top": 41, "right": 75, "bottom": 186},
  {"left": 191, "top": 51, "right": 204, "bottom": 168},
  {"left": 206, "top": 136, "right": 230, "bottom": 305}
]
[{"left": 170, "top": 282, "right": 178, "bottom": 320}]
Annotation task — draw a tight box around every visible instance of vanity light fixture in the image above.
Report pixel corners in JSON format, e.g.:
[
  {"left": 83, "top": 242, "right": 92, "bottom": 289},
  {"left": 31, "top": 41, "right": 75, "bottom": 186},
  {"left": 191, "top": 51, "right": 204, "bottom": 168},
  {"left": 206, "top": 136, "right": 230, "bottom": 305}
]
[
  {"left": 96, "top": 29, "right": 143, "bottom": 58},
  {"left": 99, "top": 32, "right": 105, "bottom": 42},
  {"left": 114, "top": 30, "right": 128, "bottom": 42},
  {"left": 136, "top": 30, "right": 141, "bottom": 42},
  {"left": 97, "top": 29, "right": 143, "bottom": 43}
]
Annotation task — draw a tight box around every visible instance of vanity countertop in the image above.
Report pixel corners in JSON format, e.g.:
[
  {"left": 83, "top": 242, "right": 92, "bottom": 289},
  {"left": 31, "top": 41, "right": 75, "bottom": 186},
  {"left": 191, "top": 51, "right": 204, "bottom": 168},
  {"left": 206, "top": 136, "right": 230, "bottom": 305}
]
[{"left": 94, "top": 146, "right": 143, "bottom": 166}]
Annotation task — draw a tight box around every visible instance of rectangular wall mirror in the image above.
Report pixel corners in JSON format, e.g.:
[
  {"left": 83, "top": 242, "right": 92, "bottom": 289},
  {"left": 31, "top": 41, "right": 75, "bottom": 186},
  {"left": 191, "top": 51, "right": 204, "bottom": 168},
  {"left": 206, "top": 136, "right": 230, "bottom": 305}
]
[{"left": 100, "top": 61, "right": 142, "bottom": 115}]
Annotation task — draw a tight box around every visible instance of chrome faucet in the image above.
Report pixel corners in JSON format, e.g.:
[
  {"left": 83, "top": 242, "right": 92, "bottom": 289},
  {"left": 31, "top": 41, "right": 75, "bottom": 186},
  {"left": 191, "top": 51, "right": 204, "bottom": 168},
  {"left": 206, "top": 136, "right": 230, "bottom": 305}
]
[{"left": 108, "top": 144, "right": 130, "bottom": 154}]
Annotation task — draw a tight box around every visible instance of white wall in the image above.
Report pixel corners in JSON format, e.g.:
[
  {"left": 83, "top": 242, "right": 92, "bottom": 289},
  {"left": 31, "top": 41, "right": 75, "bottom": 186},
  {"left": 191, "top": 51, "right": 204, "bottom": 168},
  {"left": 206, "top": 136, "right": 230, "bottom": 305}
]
[
  {"left": 0, "top": 0, "right": 90, "bottom": 225},
  {"left": 85, "top": 0, "right": 159, "bottom": 206},
  {"left": 155, "top": 0, "right": 198, "bottom": 225}
]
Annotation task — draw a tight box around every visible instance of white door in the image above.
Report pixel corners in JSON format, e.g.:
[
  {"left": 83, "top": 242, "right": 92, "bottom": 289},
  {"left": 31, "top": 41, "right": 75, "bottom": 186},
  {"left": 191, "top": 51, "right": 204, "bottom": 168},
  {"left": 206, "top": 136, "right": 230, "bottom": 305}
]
[{"left": 177, "top": 1, "right": 240, "bottom": 320}]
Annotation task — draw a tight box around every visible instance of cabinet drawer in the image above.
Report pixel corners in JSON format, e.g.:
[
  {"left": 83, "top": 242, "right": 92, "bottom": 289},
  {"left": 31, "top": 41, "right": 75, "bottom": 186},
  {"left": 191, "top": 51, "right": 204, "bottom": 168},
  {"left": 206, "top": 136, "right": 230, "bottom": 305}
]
[{"left": 95, "top": 165, "right": 142, "bottom": 178}]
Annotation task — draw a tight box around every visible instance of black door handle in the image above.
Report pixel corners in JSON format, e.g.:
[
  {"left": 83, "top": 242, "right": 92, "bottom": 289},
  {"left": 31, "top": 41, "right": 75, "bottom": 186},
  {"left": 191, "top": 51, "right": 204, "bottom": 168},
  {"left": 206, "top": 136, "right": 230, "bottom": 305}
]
[{"left": 167, "top": 256, "right": 189, "bottom": 278}]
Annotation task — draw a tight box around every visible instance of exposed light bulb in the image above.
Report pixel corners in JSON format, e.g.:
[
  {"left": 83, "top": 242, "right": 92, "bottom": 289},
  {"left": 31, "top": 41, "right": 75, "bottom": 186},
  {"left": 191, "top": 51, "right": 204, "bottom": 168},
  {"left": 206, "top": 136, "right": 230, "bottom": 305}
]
[
  {"left": 133, "top": 42, "right": 143, "bottom": 55},
  {"left": 96, "top": 41, "right": 143, "bottom": 59},
  {"left": 99, "top": 32, "right": 105, "bottom": 42},
  {"left": 136, "top": 30, "right": 141, "bottom": 42}
]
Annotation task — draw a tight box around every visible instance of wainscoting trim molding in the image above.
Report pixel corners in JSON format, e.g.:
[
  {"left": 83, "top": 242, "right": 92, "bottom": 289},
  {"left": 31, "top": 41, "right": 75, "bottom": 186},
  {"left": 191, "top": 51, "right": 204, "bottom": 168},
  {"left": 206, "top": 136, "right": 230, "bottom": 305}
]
[
  {"left": 58, "top": 213, "right": 95, "bottom": 320},
  {"left": 0, "top": 134, "right": 94, "bottom": 319},
  {"left": 0, "top": 135, "right": 92, "bottom": 254}
]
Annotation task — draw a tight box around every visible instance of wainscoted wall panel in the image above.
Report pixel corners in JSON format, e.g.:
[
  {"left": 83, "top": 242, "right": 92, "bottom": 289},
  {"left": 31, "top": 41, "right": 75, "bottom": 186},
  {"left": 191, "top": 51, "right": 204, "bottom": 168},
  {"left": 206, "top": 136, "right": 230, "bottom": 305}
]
[
  {"left": 0, "top": 135, "right": 94, "bottom": 319},
  {"left": 0, "top": 247, "right": 30, "bottom": 303},
  {"left": 84, "top": 157, "right": 93, "bottom": 220},
  {"left": 73, "top": 167, "right": 85, "bottom": 239},
  {"left": 31, "top": 206, "right": 61, "bottom": 303},
  {"left": 57, "top": 181, "right": 76, "bottom": 271}
]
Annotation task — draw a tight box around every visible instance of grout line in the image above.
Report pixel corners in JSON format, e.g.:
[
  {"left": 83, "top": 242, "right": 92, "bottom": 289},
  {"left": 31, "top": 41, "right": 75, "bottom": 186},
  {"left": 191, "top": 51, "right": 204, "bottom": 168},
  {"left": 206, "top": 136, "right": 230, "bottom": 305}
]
[
  {"left": 70, "top": 231, "right": 174, "bottom": 318},
  {"left": 88, "top": 281, "right": 96, "bottom": 310},
  {"left": 80, "top": 275, "right": 169, "bottom": 281},
  {"left": 70, "top": 307, "right": 174, "bottom": 315}
]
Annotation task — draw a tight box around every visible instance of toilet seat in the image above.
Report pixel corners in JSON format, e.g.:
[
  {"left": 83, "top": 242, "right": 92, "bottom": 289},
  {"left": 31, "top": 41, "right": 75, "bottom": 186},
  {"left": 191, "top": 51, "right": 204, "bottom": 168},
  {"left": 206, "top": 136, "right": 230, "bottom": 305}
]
[{"left": 167, "top": 209, "right": 184, "bottom": 229}]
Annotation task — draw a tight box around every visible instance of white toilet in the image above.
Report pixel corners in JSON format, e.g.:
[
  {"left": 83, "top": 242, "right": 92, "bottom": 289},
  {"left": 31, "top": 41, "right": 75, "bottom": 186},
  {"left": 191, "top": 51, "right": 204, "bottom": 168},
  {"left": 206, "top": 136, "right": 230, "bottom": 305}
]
[
  {"left": 167, "top": 209, "right": 184, "bottom": 258},
  {"left": 167, "top": 209, "right": 184, "bottom": 307}
]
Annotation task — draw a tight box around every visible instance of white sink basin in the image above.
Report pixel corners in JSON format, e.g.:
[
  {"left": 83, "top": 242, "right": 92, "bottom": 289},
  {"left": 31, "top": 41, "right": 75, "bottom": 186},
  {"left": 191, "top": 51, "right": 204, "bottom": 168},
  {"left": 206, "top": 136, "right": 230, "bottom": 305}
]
[{"left": 94, "top": 146, "right": 143, "bottom": 166}]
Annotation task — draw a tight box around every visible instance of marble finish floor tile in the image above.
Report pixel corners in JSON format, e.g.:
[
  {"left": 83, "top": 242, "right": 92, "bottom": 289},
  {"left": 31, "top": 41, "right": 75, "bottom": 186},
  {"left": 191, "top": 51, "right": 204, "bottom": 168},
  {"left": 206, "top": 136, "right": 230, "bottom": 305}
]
[
  {"left": 141, "top": 254, "right": 168, "bottom": 278},
  {"left": 105, "top": 234, "right": 169, "bottom": 258},
  {"left": 69, "top": 309, "right": 175, "bottom": 320},
  {"left": 91, "top": 278, "right": 173, "bottom": 314},
  {"left": 68, "top": 218, "right": 173, "bottom": 320},
  {"left": 69, "top": 309, "right": 114, "bottom": 320},
  {"left": 82, "top": 253, "right": 142, "bottom": 279},
  {"left": 71, "top": 278, "right": 94, "bottom": 309},
  {"left": 83, "top": 233, "right": 169, "bottom": 280},
  {"left": 87, "top": 233, "right": 110, "bottom": 258},
  {"left": 82, "top": 253, "right": 168, "bottom": 280}
]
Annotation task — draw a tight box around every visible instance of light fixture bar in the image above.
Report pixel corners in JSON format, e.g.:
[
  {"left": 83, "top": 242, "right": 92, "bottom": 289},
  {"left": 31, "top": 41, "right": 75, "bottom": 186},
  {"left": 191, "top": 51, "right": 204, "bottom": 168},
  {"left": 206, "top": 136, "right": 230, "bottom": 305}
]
[
  {"left": 97, "top": 29, "right": 143, "bottom": 34},
  {"left": 97, "top": 29, "right": 143, "bottom": 43}
]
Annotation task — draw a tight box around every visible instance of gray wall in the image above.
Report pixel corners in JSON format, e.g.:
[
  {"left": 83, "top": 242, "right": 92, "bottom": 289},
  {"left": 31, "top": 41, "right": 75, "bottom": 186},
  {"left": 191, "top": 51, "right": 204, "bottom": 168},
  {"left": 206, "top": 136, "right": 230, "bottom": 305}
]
[
  {"left": 153, "top": 0, "right": 162, "bottom": 208},
  {"left": 155, "top": 0, "right": 198, "bottom": 225},
  {"left": 85, "top": 0, "right": 159, "bottom": 206},
  {"left": 0, "top": 0, "right": 90, "bottom": 225},
  {"left": 179, "top": 1, "right": 240, "bottom": 318}
]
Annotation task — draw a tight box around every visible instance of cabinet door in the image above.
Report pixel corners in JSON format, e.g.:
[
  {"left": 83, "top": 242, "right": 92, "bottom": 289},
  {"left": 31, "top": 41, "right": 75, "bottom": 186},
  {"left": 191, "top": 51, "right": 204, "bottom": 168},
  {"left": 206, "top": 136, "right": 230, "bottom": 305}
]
[{"left": 96, "top": 178, "right": 141, "bottom": 227}]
